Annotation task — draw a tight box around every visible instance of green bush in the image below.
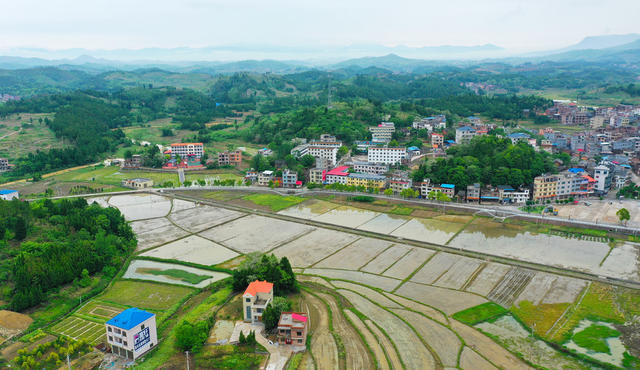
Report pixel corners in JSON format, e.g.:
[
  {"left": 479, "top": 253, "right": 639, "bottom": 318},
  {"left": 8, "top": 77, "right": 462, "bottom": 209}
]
[
  {"left": 452, "top": 302, "right": 508, "bottom": 325},
  {"left": 572, "top": 324, "right": 620, "bottom": 354}
]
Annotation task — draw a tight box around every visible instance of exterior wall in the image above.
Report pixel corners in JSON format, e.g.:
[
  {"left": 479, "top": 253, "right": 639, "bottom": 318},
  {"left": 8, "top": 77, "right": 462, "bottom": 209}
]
[
  {"left": 243, "top": 290, "right": 273, "bottom": 323},
  {"left": 346, "top": 174, "right": 386, "bottom": 188},
  {"left": 0, "top": 191, "right": 19, "bottom": 201},
  {"left": 455, "top": 128, "right": 476, "bottom": 144},
  {"left": 0, "top": 158, "right": 9, "bottom": 172},
  {"left": 325, "top": 174, "right": 348, "bottom": 185},
  {"left": 370, "top": 123, "right": 395, "bottom": 143},
  {"left": 106, "top": 316, "right": 158, "bottom": 360},
  {"left": 352, "top": 162, "right": 388, "bottom": 175},
  {"left": 170, "top": 143, "right": 204, "bottom": 158},
  {"left": 121, "top": 179, "right": 153, "bottom": 189},
  {"left": 218, "top": 150, "right": 242, "bottom": 166},
  {"left": 258, "top": 172, "right": 274, "bottom": 186},
  {"left": 431, "top": 134, "right": 444, "bottom": 147},
  {"left": 367, "top": 148, "right": 407, "bottom": 165},
  {"left": 308, "top": 146, "right": 338, "bottom": 167},
  {"left": 309, "top": 169, "right": 324, "bottom": 184},
  {"left": 282, "top": 170, "right": 298, "bottom": 188}
]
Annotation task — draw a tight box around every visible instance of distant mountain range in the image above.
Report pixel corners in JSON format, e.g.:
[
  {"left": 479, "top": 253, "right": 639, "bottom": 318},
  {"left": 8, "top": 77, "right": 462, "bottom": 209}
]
[{"left": 0, "top": 34, "right": 640, "bottom": 73}]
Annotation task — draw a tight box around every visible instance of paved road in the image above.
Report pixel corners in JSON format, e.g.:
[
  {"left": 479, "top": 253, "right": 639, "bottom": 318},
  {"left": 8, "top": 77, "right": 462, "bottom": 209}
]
[{"left": 230, "top": 322, "right": 292, "bottom": 370}]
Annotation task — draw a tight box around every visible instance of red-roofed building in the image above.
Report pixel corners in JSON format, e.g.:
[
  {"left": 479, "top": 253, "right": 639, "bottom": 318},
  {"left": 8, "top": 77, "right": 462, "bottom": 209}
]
[
  {"left": 325, "top": 165, "right": 350, "bottom": 185},
  {"left": 277, "top": 312, "right": 308, "bottom": 349},
  {"left": 242, "top": 280, "right": 274, "bottom": 323}
]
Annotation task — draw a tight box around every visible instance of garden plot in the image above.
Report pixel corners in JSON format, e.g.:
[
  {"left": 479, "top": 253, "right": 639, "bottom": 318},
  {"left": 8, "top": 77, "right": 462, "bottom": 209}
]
[
  {"left": 433, "top": 256, "right": 484, "bottom": 290},
  {"left": 343, "top": 310, "right": 390, "bottom": 370},
  {"left": 356, "top": 213, "right": 409, "bottom": 234},
  {"left": 330, "top": 281, "right": 401, "bottom": 308},
  {"left": 391, "top": 308, "right": 461, "bottom": 368},
  {"left": 460, "top": 347, "right": 497, "bottom": 370},
  {"left": 383, "top": 293, "right": 448, "bottom": 324},
  {"left": 314, "top": 237, "right": 392, "bottom": 270},
  {"left": 199, "top": 215, "right": 315, "bottom": 254},
  {"left": 338, "top": 289, "right": 437, "bottom": 369},
  {"left": 51, "top": 316, "right": 105, "bottom": 345},
  {"left": 130, "top": 218, "right": 190, "bottom": 251},
  {"left": 450, "top": 320, "right": 530, "bottom": 370},
  {"left": 76, "top": 301, "right": 124, "bottom": 321},
  {"left": 383, "top": 248, "right": 435, "bottom": 280},
  {"left": 396, "top": 282, "right": 487, "bottom": 315},
  {"left": 311, "top": 205, "right": 379, "bottom": 228},
  {"left": 304, "top": 268, "right": 401, "bottom": 291},
  {"left": 171, "top": 199, "right": 197, "bottom": 213},
  {"left": 449, "top": 229, "right": 613, "bottom": 277},
  {"left": 596, "top": 243, "right": 640, "bottom": 282},
  {"left": 140, "top": 235, "right": 239, "bottom": 265},
  {"left": 169, "top": 205, "right": 244, "bottom": 233},
  {"left": 99, "top": 280, "right": 194, "bottom": 311},
  {"left": 465, "top": 263, "right": 512, "bottom": 297},
  {"left": 488, "top": 268, "right": 536, "bottom": 307},
  {"left": 410, "top": 252, "right": 461, "bottom": 285},
  {"left": 390, "top": 217, "right": 465, "bottom": 245},
  {"left": 361, "top": 243, "right": 412, "bottom": 274},
  {"left": 123, "top": 260, "right": 229, "bottom": 288},
  {"left": 276, "top": 199, "right": 338, "bottom": 219},
  {"left": 271, "top": 228, "right": 359, "bottom": 267},
  {"left": 108, "top": 194, "right": 172, "bottom": 221}
]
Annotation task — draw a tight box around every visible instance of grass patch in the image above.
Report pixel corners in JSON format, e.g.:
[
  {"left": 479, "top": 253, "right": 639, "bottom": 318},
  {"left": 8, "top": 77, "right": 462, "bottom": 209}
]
[
  {"left": 572, "top": 324, "right": 620, "bottom": 354},
  {"left": 196, "top": 345, "right": 265, "bottom": 369},
  {"left": 389, "top": 206, "right": 413, "bottom": 216},
  {"left": 347, "top": 195, "right": 375, "bottom": 203},
  {"left": 98, "top": 280, "right": 195, "bottom": 311},
  {"left": 452, "top": 302, "right": 508, "bottom": 325},
  {"left": 287, "top": 352, "right": 303, "bottom": 370},
  {"left": 138, "top": 268, "right": 211, "bottom": 285},
  {"left": 512, "top": 300, "right": 570, "bottom": 337},
  {"left": 203, "top": 190, "right": 247, "bottom": 201},
  {"left": 242, "top": 193, "right": 305, "bottom": 211},
  {"left": 183, "top": 286, "right": 233, "bottom": 322}
]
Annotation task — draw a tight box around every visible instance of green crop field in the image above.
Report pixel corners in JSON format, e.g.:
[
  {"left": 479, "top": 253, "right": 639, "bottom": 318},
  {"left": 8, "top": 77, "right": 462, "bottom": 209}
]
[
  {"left": 242, "top": 193, "right": 305, "bottom": 211},
  {"left": 453, "top": 302, "right": 508, "bottom": 325},
  {"left": 98, "top": 280, "right": 194, "bottom": 311},
  {"left": 572, "top": 324, "right": 620, "bottom": 354},
  {"left": 139, "top": 268, "right": 212, "bottom": 285}
]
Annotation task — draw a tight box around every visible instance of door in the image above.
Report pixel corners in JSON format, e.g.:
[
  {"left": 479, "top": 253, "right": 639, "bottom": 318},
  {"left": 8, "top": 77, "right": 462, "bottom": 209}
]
[{"left": 246, "top": 306, "right": 252, "bottom": 320}]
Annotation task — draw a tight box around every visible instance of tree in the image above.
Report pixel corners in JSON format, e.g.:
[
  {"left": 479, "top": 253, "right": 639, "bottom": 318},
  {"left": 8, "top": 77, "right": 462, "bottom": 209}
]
[
  {"left": 617, "top": 208, "right": 630, "bottom": 225},
  {"left": 13, "top": 217, "right": 27, "bottom": 240},
  {"left": 337, "top": 146, "right": 349, "bottom": 159},
  {"left": 124, "top": 150, "right": 133, "bottom": 160},
  {"left": 263, "top": 297, "right": 292, "bottom": 331},
  {"left": 238, "top": 331, "right": 246, "bottom": 345},
  {"left": 383, "top": 188, "right": 393, "bottom": 196}
]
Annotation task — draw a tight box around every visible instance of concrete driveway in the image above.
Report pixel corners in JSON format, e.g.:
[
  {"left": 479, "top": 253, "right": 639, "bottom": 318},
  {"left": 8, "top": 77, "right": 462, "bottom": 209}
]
[{"left": 231, "top": 322, "right": 292, "bottom": 370}]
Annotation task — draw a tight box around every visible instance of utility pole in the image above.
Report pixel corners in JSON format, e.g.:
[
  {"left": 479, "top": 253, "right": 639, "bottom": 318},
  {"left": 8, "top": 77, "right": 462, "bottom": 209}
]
[
  {"left": 185, "top": 350, "right": 190, "bottom": 370},
  {"left": 67, "top": 352, "right": 71, "bottom": 370}
]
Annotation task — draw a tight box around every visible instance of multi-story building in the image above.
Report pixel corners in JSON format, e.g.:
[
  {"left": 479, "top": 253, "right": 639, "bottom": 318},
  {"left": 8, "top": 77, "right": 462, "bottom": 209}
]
[
  {"left": 594, "top": 165, "right": 611, "bottom": 193},
  {"left": 124, "top": 154, "right": 143, "bottom": 168},
  {"left": 533, "top": 174, "right": 558, "bottom": 201},
  {"left": 282, "top": 169, "right": 299, "bottom": 188},
  {"left": 324, "top": 166, "right": 349, "bottom": 185},
  {"left": 0, "top": 158, "right": 10, "bottom": 172},
  {"left": 218, "top": 150, "right": 242, "bottom": 166},
  {"left": 412, "top": 115, "right": 446, "bottom": 131},
  {"left": 258, "top": 148, "right": 273, "bottom": 157},
  {"left": 389, "top": 179, "right": 411, "bottom": 193},
  {"left": 466, "top": 183, "right": 481, "bottom": 201},
  {"left": 170, "top": 143, "right": 204, "bottom": 159},
  {"left": 290, "top": 143, "right": 310, "bottom": 158},
  {"left": 242, "top": 280, "right": 274, "bottom": 323},
  {"left": 507, "top": 132, "right": 531, "bottom": 145},
  {"left": 309, "top": 168, "right": 325, "bottom": 184},
  {"left": 352, "top": 161, "right": 388, "bottom": 175},
  {"left": 370, "top": 122, "right": 395, "bottom": 143},
  {"left": 121, "top": 178, "right": 154, "bottom": 189},
  {"left": 497, "top": 186, "right": 530, "bottom": 204},
  {"left": 420, "top": 179, "right": 455, "bottom": 198},
  {"left": 277, "top": 312, "right": 308, "bottom": 348},
  {"left": 0, "top": 189, "right": 19, "bottom": 201},
  {"left": 106, "top": 308, "right": 158, "bottom": 360},
  {"left": 320, "top": 134, "right": 337, "bottom": 142},
  {"left": 346, "top": 173, "right": 386, "bottom": 189},
  {"left": 354, "top": 141, "right": 375, "bottom": 152},
  {"left": 308, "top": 146, "right": 338, "bottom": 167},
  {"left": 431, "top": 133, "right": 444, "bottom": 148},
  {"left": 533, "top": 170, "right": 596, "bottom": 201},
  {"left": 258, "top": 170, "right": 274, "bottom": 186},
  {"left": 367, "top": 147, "right": 407, "bottom": 165},
  {"left": 455, "top": 126, "right": 476, "bottom": 145}
]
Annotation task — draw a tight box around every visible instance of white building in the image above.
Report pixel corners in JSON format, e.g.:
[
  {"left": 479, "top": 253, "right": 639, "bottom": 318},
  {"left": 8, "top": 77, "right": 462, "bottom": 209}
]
[
  {"left": 308, "top": 146, "right": 338, "bottom": 167},
  {"left": 594, "top": 165, "right": 611, "bottom": 193},
  {"left": 352, "top": 161, "right": 389, "bottom": 175},
  {"left": 106, "top": 308, "right": 158, "bottom": 360},
  {"left": 367, "top": 147, "right": 407, "bottom": 165},
  {"left": 0, "top": 189, "right": 19, "bottom": 200},
  {"left": 258, "top": 170, "right": 274, "bottom": 186},
  {"left": 370, "top": 122, "right": 395, "bottom": 143},
  {"left": 455, "top": 126, "right": 476, "bottom": 145},
  {"left": 169, "top": 143, "right": 204, "bottom": 159},
  {"left": 243, "top": 280, "right": 274, "bottom": 323},
  {"left": 324, "top": 166, "right": 350, "bottom": 185}
]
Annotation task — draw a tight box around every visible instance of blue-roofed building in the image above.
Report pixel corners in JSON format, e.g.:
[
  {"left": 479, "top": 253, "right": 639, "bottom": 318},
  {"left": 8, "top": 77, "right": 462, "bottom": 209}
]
[
  {"left": 507, "top": 132, "right": 531, "bottom": 145},
  {"left": 106, "top": 308, "right": 157, "bottom": 360},
  {"left": 407, "top": 146, "right": 421, "bottom": 158},
  {"left": 568, "top": 168, "right": 585, "bottom": 173},
  {"left": 0, "top": 189, "right": 19, "bottom": 201},
  {"left": 456, "top": 126, "right": 476, "bottom": 145}
]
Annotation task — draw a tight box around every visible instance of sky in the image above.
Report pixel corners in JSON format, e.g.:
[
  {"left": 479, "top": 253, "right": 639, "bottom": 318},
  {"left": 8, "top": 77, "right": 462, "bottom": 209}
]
[{"left": 1, "top": 0, "right": 638, "bottom": 55}]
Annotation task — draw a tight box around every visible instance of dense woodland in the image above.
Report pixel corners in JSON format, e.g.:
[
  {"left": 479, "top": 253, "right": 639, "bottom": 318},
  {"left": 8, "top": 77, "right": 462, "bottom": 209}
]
[{"left": 0, "top": 198, "right": 136, "bottom": 311}]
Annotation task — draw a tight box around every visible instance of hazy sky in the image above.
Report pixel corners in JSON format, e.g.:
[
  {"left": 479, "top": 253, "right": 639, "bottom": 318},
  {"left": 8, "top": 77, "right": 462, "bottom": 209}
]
[{"left": 1, "top": 0, "right": 638, "bottom": 51}]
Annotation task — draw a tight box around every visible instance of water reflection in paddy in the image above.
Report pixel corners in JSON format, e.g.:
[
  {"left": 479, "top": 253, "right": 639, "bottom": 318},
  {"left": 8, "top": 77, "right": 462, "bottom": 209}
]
[
  {"left": 391, "top": 217, "right": 466, "bottom": 245},
  {"left": 277, "top": 199, "right": 339, "bottom": 219},
  {"left": 312, "top": 205, "right": 380, "bottom": 228}
]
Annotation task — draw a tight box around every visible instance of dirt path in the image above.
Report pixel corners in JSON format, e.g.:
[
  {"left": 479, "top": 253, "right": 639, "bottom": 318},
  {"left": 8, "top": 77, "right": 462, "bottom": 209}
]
[
  {"left": 315, "top": 292, "right": 374, "bottom": 370},
  {"left": 344, "top": 310, "right": 390, "bottom": 370},
  {"left": 304, "top": 292, "right": 339, "bottom": 370}
]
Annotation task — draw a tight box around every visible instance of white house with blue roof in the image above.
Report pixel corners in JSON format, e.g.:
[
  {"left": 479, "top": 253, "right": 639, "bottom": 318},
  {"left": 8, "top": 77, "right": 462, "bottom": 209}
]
[
  {"left": 0, "top": 189, "right": 19, "bottom": 201},
  {"left": 105, "top": 308, "right": 157, "bottom": 360}
]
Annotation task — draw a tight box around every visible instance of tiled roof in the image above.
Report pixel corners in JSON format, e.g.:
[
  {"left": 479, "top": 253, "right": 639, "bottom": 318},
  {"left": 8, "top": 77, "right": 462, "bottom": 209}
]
[
  {"left": 244, "top": 280, "right": 273, "bottom": 296},
  {"left": 106, "top": 308, "right": 154, "bottom": 330}
]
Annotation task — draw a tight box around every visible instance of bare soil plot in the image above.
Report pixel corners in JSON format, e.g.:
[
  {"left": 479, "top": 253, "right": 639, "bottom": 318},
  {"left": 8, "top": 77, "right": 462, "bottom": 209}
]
[
  {"left": 465, "top": 263, "right": 512, "bottom": 297},
  {"left": 488, "top": 268, "right": 536, "bottom": 307},
  {"left": 383, "top": 248, "right": 435, "bottom": 280},
  {"left": 303, "top": 292, "right": 339, "bottom": 370},
  {"left": 315, "top": 292, "right": 374, "bottom": 370},
  {"left": 331, "top": 281, "right": 401, "bottom": 308},
  {"left": 396, "top": 282, "right": 487, "bottom": 315},
  {"left": 450, "top": 320, "right": 531, "bottom": 370},
  {"left": 276, "top": 199, "right": 338, "bottom": 219},
  {"left": 169, "top": 205, "right": 244, "bottom": 233},
  {"left": 271, "top": 228, "right": 359, "bottom": 267},
  {"left": 515, "top": 272, "right": 558, "bottom": 305},
  {"left": 131, "top": 218, "right": 190, "bottom": 251},
  {"left": 433, "top": 256, "right": 484, "bottom": 290},
  {"left": 391, "top": 217, "right": 465, "bottom": 245},
  {"left": 0, "top": 310, "right": 32, "bottom": 339},
  {"left": 361, "top": 244, "right": 412, "bottom": 274},
  {"left": 597, "top": 243, "right": 640, "bottom": 282},
  {"left": 207, "top": 320, "right": 235, "bottom": 344},
  {"left": 542, "top": 276, "right": 587, "bottom": 305},
  {"left": 391, "top": 308, "right": 461, "bottom": 368},
  {"left": 199, "top": 215, "right": 315, "bottom": 254},
  {"left": 344, "top": 310, "right": 390, "bottom": 370},
  {"left": 171, "top": 199, "right": 197, "bottom": 212},
  {"left": 141, "top": 235, "right": 239, "bottom": 265},
  {"left": 460, "top": 346, "right": 498, "bottom": 370},
  {"left": 304, "top": 268, "right": 402, "bottom": 291},
  {"left": 410, "top": 252, "right": 460, "bottom": 284},
  {"left": 357, "top": 213, "right": 410, "bottom": 234},
  {"left": 383, "top": 293, "right": 448, "bottom": 325},
  {"left": 338, "top": 289, "right": 437, "bottom": 369},
  {"left": 109, "top": 194, "right": 172, "bottom": 220},
  {"left": 312, "top": 205, "right": 380, "bottom": 228},
  {"left": 365, "top": 319, "right": 403, "bottom": 370},
  {"left": 123, "top": 260, "right": 229, "bottom": 288},
  {"left": 314, "top": 237, "right": 392, "bottom": 270}
]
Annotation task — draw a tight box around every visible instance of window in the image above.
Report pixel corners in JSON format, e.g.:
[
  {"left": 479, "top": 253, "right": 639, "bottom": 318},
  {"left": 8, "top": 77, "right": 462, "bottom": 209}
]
[
  {"left": 298, "top": 339, "right": 303, "bottom": 344},
  {"left": 297, "top": 331, "right": 302, "bottom": 336},
  {"left": 108, "top": 327, "right": 112, "bottom": 332},
  {"left": 246, "top": 298, "right": 251, "bottom": 303},
  {"left": 150, "top": 343, "right": 154, "bottom": 348},
  {"left": 108, "top": 336, "right": 113, "bottom": 341},
  {"left": 124, "top": 341, "right": 128, "bottom": 346},
  {"left": 141, "top": 324, "right": 145, "bottom": 330}
]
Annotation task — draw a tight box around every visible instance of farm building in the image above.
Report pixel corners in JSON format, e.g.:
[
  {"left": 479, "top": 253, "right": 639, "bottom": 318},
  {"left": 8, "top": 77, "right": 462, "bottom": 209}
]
[
  {"left": 121, "top": 178, "right": 154, "bottom": 189},
  {"left": 277, "top": 312, "right": 308, "bottom": 349},
  {"left": 0, "top": 189, "right": 19, "bottom": 200},
  {"left": 105, "top": 308, "right": 158, "bottom": 360},
  {"left": 243, "top": 280, "right": 273, "bottom": 323}
]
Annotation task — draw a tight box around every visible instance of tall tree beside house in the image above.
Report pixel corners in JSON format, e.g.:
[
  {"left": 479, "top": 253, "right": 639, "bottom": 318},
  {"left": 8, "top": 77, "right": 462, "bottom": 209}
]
[
  {"left": 617, "top": 208, "right": 631, "bottom": 225},
  {"left": 262, "top": 297, "right": 292, "bottom": 331}
]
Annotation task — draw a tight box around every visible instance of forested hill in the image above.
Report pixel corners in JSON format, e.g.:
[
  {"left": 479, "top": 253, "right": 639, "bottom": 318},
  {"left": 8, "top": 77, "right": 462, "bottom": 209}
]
[{"left": 0, "top": 198, "right": 136, "bottom": 311}]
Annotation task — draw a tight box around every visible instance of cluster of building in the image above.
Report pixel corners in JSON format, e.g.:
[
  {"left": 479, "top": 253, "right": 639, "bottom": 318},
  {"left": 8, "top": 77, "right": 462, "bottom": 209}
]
[
  {"left": 0, "top": 93, "right": 19, "bottom": 103},
  {"left": 544, "top": 101, "right": 640, "bottom": 128},
  {"left": 162, "top": 142, "right": 205, "bottom": 169},
  {"left": 0, "top": 158, "right": 13, "bottom": 173},
  {"left": 245, "top": 168, "right": 302, "bottom": 188},
  {"left": 121, "top": 178, "right": 154, "bottom": 189},
  {"left": 291, "top": 134, "right": 342, "bottom": 168}
]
